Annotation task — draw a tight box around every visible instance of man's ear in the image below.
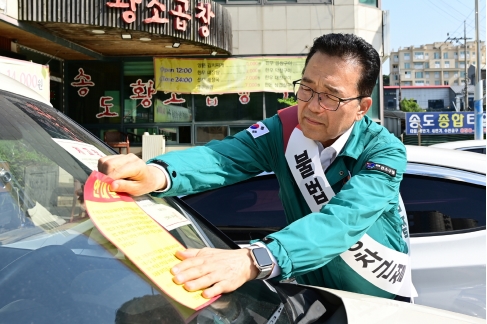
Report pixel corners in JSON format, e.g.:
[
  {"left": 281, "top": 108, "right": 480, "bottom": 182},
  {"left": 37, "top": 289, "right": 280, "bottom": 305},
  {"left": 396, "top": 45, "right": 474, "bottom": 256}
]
[{"left": 355, "top": 97, "right": 372, "bottom": 121}]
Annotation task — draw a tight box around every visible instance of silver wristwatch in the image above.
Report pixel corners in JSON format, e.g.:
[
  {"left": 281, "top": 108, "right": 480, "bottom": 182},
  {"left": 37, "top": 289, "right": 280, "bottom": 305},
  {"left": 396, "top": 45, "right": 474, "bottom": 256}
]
[{"left": 246, "top": 245, "right": 274, "bottom": 280}]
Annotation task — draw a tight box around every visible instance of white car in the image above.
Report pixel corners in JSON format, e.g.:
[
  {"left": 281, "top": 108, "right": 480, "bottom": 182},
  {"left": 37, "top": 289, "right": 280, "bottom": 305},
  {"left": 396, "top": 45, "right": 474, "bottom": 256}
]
[
  {"left": 0, "top": 72, "right": 484, "bottom": 323},
  {"left": 430, "top": 140, "right": 486, "bottom": 154},
  {"left": 183, "top": 142, "right": 486, "bottom": 319}
]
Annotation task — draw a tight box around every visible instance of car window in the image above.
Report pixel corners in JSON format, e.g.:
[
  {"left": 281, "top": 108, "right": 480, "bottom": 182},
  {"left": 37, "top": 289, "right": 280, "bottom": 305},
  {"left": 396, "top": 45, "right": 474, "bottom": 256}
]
[
  {"left": 0, "top": 89, "right": 289, "bottom": 324},
  {"left": 461, "top": 147, "right": 486, "bottom": 154},
  {"left": 182, "top": 175, "right": 287, "bottom": 244},
  {"left": 401, "top": 172, "right": 486, "bottom": 236}
]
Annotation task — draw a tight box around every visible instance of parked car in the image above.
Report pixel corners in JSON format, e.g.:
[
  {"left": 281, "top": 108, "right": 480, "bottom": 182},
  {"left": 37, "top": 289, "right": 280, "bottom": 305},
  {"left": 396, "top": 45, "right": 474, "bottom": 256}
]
[
  {"left": 182, "top": 140, "right": 486, "bottom": 319},
  {"left": 430, "top": 140, "right": 486, "bottom": 154},
  {"left": 0, "top": 73, "right": 484, "bottom": 323}
]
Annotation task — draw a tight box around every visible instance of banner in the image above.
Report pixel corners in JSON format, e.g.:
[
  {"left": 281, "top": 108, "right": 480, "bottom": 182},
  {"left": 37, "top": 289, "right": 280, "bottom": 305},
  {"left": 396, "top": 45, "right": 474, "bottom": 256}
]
[
  {"left": 405, "top": 111, "right": 486, "bottom": 135},
  {"left": 0, "top": 56, "right": 50, "bottom": 101},
  {"left": 154, "top": 56, "right": 306, "bottom": 94},
  {"left": 84, "top": 171, "right": 218, "bottom": 310}
]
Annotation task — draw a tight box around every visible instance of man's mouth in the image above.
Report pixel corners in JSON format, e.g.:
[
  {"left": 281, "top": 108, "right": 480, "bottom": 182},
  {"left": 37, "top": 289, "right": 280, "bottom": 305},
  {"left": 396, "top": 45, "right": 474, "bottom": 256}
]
[{"left": 304, "top": 117, "right": 323, "bottom": 126}]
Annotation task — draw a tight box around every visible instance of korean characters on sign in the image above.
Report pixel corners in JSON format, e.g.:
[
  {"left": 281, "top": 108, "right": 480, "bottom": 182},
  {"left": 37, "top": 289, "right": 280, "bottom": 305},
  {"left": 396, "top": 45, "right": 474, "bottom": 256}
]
[
  {"left": 71, "top": 68, "right": 95, "bottom": 97},
  {"left": 294, "top": 150, "right": 329, "bottom": 205},
  {"left": 106, "top": 0, "right": 216, "bottom": 37},
  {"left": 406, "top": 112, "right": 486, "bottom": 135},
  {"left": 130, "top": 79, "right": 157, "bottom": 108}
]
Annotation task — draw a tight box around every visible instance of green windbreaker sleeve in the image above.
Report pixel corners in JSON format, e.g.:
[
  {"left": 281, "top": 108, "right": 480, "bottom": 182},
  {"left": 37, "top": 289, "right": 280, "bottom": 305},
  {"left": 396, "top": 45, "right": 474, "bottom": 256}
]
[{"left": 148, "top": 115, "right": 283, "bottom": 197}]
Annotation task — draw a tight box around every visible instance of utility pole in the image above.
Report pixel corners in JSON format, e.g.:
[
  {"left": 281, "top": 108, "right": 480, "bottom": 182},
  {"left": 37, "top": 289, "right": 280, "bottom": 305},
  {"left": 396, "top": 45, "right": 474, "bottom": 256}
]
[
  {"left": 474, "top": 0, "right": 484, "bottom": 140},
  {"left": 446, "top": 21, "right": 472, "bottom": 110},
  {"left": 398, "top": 66, "right": 402, "bottom": 110}
]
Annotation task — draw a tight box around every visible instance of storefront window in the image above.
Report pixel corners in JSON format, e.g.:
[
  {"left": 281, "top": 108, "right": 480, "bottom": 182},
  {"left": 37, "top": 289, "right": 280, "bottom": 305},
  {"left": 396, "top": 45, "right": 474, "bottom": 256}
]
[
  {"left": 194, "top": 93, "right": 263, "bottom": 122},
  {"left": 264, "top": 92, "right": 297, "bottom": 118},
  {"left": 196, "top": 126, "right": 228, "bottom": 143},
  {"left": 66, "top": 62, "right": 122, "bottom": 124}
]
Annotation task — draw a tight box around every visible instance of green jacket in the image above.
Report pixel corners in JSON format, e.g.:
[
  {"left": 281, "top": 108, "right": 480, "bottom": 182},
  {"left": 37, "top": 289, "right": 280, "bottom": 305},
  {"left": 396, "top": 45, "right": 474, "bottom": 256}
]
[{"left": 150, "top": 106, "right": 407, "bottom": 299}]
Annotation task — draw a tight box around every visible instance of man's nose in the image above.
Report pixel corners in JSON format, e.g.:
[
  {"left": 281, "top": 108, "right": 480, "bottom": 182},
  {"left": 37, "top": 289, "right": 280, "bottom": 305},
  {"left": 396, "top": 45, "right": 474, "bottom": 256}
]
[{"left": 307, "top": 93, "right": 323, "bottom": 112}]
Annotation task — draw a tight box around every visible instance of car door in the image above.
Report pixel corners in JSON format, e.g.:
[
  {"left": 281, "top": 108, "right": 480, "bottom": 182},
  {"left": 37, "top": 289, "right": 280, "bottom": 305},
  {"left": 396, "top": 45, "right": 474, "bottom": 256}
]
[{"left": 403, "top": 163, "right": 486, "bottom": 318}]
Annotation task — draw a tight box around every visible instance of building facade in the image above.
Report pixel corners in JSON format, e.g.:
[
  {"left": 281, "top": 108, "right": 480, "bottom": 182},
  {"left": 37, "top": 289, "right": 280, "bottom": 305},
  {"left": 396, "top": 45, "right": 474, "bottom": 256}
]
[
  {"left": 389, "top": 41, "right": 486, "bottom": 88},
  {"left": 1, "top": 0, "right": 387, "bottom": 153}
]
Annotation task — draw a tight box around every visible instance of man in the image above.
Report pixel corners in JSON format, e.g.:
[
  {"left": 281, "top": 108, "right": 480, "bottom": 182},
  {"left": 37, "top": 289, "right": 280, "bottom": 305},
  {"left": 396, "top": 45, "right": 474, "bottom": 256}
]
[{"left": 99, "top": 33, "right": 412, "bottom": 301}]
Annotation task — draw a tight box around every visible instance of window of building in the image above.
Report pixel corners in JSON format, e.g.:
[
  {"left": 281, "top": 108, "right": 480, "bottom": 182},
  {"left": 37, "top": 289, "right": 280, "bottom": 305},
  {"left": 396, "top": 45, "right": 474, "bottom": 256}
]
[
  {"left": 414, "top": 63, "right": 423, "bottom": 69},
  {"left": 414, "top": 52, "right": 424, "bottom": 59},
  {"left": 404, "top": 81, "right": 412, "bottom": 86},
  {"left": 392, "top": 64, "right": 398, "bottom": 69},
  {"left": 425, "top": 62, "right": 430, "bottom": 68},
  {"left": 443, "top": 52, "right": 448, "bottom": 59},
  {"left": 404, "top": 71, "right": 411, "bottom": 78},
  {"left": 358, "top": 0, "right": 378, "bottom": 7},
  {"left": 194, "top": 93, "right": 263, "bottom": 122},
  {"left": 394, "top": 74, "right": 399, "bottom": 80},
  {"left": 460, "top": 62, "right": 466, "bottom": 68},
  {"left": 435, "top": 80, "right": 441, "bottom": 85},
  {"left": 66, "top": 61, "right": 122, "bottom": 128},
  {"left": 460, "top": 51, "right": 465, "bottom": 59},
  {"left": 444, "top": 71, "right": 449, "bottom": 78},
  {"left": 434, "top": 52, "right": 440, "bottom": 59},
  {"left": 434, "top": 72, "right": 440, "bottom": 78},
  {"left": 435, "top": 61, "right": 440, "bottom": 68},
  {"left": 425, "top": 72, "right": 430, "bottom": 78},
  {"left": 415, "top": 80, "right": 425, "bottom": 86},
  {"left": 415, "top": 72, "right": 423, "bottom": 78},
  {"left": 393, "top": 55, "right": 399, "bottom": 62},
  {"left": 444, "top": 61, "right": 450, "bottom": 68},
  {"left": 460, "top": 71, "right": 466, "bottom": 77},
  {"left": 404, "top": 63, "right": 410, "bottom": 69},
  {"left": 454, "top": 52, "right": 458, "bottom": 59},
  {"left": 404, "top": 53, "right": 410, "bottom": 61},
  {"left": 443, "top": 81, "right": 449, "bottom": 85},
  {"left": 425, "top": 81, "right": 430, "bottom": 85}
]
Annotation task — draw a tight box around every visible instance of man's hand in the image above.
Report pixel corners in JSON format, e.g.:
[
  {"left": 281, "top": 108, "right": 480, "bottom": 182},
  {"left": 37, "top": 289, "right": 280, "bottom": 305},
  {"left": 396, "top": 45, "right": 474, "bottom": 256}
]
[
  {"left": 98, "top": 153, "right": 166, "bottom": 196},
  {"left": 171, "top": 248, "right": 260, "bottom": 298}
]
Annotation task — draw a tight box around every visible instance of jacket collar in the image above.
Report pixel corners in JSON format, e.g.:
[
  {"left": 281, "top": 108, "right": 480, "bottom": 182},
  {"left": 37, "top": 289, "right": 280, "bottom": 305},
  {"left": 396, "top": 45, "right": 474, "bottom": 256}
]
[{"left": 338, "top": 116, "right": 371, "bottom": 160}]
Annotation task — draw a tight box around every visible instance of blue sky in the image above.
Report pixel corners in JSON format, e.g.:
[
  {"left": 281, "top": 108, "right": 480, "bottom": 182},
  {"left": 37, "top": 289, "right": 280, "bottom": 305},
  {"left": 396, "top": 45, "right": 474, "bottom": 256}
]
[{"left": 381, "top": 0, "right": 485, "bottom": 74}]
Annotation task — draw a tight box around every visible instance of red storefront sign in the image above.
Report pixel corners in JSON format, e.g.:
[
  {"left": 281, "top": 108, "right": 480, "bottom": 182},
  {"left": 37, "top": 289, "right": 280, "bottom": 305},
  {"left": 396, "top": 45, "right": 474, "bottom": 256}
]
[{"left": 106, "top": 0, "right": 216, "bottom": 37}]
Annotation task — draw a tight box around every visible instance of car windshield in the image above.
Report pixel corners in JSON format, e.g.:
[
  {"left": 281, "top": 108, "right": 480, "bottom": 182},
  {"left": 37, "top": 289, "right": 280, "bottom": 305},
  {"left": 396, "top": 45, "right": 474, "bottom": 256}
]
[{"left": 0, "top": 89, "right": 288, "bottom": 324}]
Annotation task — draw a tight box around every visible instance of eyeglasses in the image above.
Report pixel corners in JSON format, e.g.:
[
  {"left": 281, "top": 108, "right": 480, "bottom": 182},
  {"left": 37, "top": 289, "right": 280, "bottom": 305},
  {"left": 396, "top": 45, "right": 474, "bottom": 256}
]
[{"left": 292, "top": 79, "right": 368, "bottom": 111}]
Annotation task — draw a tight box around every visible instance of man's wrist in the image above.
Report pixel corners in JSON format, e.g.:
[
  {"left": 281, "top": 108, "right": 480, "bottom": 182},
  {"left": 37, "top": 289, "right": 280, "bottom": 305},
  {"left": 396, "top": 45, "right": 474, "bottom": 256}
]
[{"left": 147, "top": 164, "right": 169, "bottom": 192}]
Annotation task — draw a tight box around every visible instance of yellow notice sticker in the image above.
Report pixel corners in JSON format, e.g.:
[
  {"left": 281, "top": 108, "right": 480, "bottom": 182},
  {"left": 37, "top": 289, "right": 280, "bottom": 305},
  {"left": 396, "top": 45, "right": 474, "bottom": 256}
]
[{"left": 83, "top": 171, "right": 218, "bottom": 310}]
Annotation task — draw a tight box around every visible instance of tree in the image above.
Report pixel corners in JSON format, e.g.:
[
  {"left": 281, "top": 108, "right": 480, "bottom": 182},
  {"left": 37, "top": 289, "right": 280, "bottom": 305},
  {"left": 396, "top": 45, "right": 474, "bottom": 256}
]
[
  {"left": 400, "top": 98, "right": 423, "bottom": 112},
  {"left": 383, "top": 74, "right": 390, "bottom": 86},
  {"left": 277, "top": 97, "right": 298, "bottom": 106}
]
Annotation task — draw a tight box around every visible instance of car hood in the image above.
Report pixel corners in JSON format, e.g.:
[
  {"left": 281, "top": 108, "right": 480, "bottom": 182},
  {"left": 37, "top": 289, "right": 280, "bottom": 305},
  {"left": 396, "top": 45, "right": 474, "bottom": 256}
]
[{"left": 308, "top": 285, "right": 484, "bottom": 323}]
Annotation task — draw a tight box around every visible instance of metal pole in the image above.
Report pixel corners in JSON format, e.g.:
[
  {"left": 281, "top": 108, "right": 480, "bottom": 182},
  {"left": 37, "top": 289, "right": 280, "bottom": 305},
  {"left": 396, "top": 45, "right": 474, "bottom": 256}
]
[
  {"left": 474, "top": 0, "right": 484, "bottom": 139},
  {"left": 463, "top": 20, "right": 469, "bottom": 111},
  {"left": 398, "top": 67, "right": 402, "bottom": 110}
]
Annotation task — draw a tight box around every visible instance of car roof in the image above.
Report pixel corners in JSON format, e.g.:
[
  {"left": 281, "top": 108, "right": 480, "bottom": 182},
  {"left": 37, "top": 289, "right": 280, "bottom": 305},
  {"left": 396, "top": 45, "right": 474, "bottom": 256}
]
[
  {"left": 405, "top": 145, "right": 485, "bottom": 174},
  {"left": 0, "top": 73, "right": 52, "bottom": 106},
  {"left": 430, "top": 140, "right": 487, "bottom": 150}
]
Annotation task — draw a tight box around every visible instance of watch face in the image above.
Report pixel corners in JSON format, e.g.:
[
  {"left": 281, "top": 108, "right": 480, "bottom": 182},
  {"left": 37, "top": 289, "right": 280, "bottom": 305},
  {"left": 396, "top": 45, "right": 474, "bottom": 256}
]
[{"left": 252, "top": 248, "right": 273, "bottom": 267}]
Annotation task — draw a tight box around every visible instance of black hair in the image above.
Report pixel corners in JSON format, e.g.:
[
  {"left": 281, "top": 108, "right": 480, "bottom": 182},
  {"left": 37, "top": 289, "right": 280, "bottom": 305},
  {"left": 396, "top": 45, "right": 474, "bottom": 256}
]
[{"left": 304, "top": 33, "right": 380, "bottom": 96}]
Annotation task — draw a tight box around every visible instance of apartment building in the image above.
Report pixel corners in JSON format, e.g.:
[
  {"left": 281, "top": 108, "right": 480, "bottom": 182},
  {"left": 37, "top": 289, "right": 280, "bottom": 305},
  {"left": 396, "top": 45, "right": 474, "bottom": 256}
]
[{"left": 389, "top": 41, "right": 486, "bottom": 87}]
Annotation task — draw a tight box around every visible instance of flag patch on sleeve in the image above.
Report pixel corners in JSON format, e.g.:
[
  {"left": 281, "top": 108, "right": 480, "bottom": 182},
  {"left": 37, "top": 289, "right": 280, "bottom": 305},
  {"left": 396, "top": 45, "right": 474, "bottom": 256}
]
[
  {"left": 246, "top": 122, "right": 270, "bottom": 138},
  {"left": 365, "top": 162, "right": 396, "bottom": 177}
]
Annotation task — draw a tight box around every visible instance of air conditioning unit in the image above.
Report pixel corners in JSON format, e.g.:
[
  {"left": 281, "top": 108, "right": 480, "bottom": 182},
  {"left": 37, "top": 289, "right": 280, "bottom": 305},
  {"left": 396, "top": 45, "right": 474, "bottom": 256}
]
[{"left": 142, "top": 134, "right": 166, "bottom": 162}]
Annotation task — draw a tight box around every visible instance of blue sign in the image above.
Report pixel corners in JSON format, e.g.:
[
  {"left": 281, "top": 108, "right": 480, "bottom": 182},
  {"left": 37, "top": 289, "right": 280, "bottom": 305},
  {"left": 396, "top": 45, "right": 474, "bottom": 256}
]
[{"left": 405, "top": 112, "right": 486, "bottom": 135}]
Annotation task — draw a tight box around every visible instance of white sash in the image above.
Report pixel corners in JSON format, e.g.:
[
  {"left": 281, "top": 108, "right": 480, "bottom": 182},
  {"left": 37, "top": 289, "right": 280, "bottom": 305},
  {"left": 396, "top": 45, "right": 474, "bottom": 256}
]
[{"left": 285, "top": 127, "right": 417, "bottom": 298}]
